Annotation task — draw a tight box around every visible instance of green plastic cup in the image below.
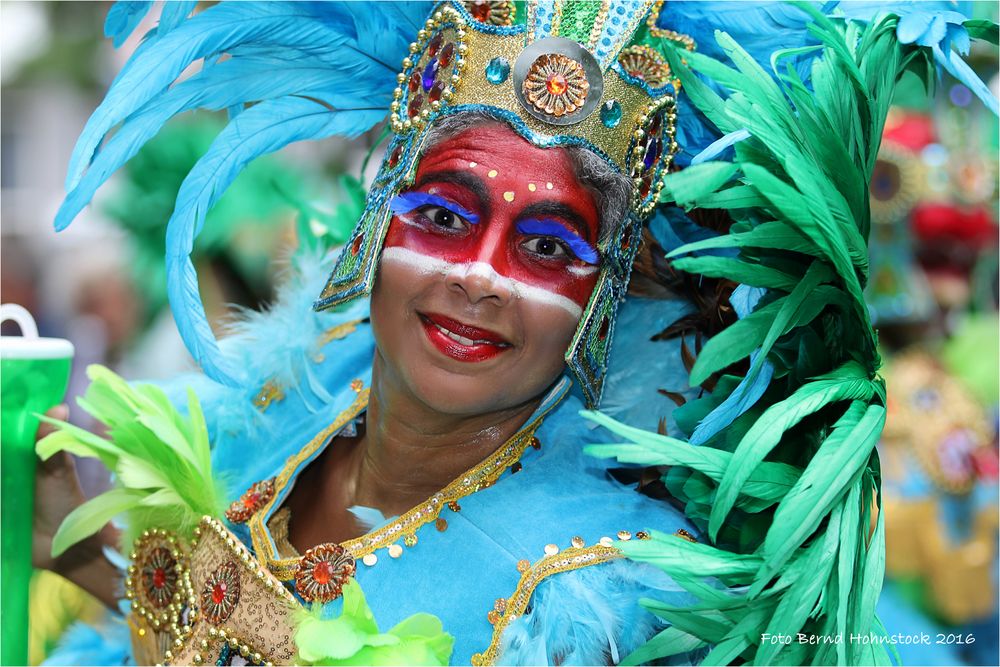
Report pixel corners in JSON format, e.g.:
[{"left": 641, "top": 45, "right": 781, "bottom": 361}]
[{"left": 1, "top": 304, "right": 74, "bottom": 667}]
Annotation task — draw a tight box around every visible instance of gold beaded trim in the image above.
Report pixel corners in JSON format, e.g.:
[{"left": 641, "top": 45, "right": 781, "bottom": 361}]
[
  {"left": 188, "top": 627, "right": 273, "bottom": 667},
  {"left": 125, "top": 529, "right": 196, "bottom": 645},
  {"left": 646, "top": 0, "right": 697, "bottom": 51},
  {"left": 196, "top": 516, "right": 297, "bottom": 604},
  {"left": 471, "top": 543, "right": 624, "bottom": 666},
  {"left": 390, "top": 6, "right": 469, "bottom": 134}
]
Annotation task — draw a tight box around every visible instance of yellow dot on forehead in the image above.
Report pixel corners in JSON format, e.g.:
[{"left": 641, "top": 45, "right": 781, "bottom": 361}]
[
  {"left": 503, "top": 191, "right": 515, "bottom": 202},
  {"left": 528, "top": 183, "right": 537, "bottom": 192},
  {"left": 469, "top": 162, "right": 477, "bottom": 168},
  {"left": 546, "top": 182, "right": 553, "bottom": 189},
  {"left": 488, "top": 169, "right": 499, "bottom": 178}
]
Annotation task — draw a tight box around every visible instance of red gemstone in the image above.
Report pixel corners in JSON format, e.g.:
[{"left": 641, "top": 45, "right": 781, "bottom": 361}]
[
  {"left": 408, "top": 70, "right": 421, "bottom": 93},
  {"left": 648, "top": 114, "right": 662, "bottom": 136},
  {"left": 428, "top": 32, "right": 443, "bottom": 58},
  {"left": 243, "top": 491, "right": 260, "bottom": 509},
  {"left": 350, "top": 235, "right": 363, "bottom": 256},
  {"left": 211, "top": 582, "right": 227, "bottom": 605},
  {"left": 429, "top": 81, "right": 445, "bottom": 103},
  {"left": 152, "top": 567, "right": 167, "bottom": 589},
  {"left": 388, "top": 145, "right": 402, "bottom": 168},
  {"left": 312, "top": 561, "right": 334, "bottom": 585},
  {"left": 470, "top": 0, "right": 491, "bottom": 22},
  {"left": 438, "top": 42, "right": 455, "bottom": 67},
  {"left": 598, "top": 316, "right": 610, "bottom": 341},
  {"left": 408, "top": 92, "right": 424, "bottom": 118},
  {"left": 546, "top": 73, "right": 568, "bottom": 96}
]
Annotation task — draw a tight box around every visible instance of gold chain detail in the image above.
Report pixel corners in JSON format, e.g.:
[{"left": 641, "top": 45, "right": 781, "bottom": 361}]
[{"left": 472, "top": 545, "right": 623, "bottom": 665}]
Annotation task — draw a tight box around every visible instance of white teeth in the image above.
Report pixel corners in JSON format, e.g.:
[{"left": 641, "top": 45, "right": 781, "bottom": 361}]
[{"left": 432, "top": 321, "right": 501, "bottom": 347}]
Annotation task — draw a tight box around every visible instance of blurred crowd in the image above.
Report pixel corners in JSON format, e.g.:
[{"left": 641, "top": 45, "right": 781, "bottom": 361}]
[{"left": 1, "top": 2, "right": 997, "bottom": 665}]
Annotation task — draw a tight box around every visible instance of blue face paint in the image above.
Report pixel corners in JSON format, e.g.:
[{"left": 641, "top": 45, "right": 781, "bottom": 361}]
[
  {"left": 389, "top": 192, "right": 480, "bottom": 224},
  {"left": 517, "top": 218, "right": 600, "bottom": 265}
]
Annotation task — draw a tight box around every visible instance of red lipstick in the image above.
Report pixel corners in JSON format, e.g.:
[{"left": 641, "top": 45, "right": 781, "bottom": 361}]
[{"left": 420, "top": 313, "right": 511, "bottom": 362}]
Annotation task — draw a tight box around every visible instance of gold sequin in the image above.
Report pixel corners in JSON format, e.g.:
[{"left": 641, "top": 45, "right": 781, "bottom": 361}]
[
  {"left": 252, "top": 379, "right": 285, "bottom": 412},
  {"left": 599, "top": 536, "right": 613, "bottom": 547},
  {"left": 404, "top": 534, "right": 418, "bottom": 547},
  {"left": 487, "top": 610, "right": 501, "bottom": 625},
  {"left": 435, "top": 518, "right": 448, "bottom": 532},
  {"left": 528, "top": 183, "right": 537, "bottom": 192},
  {"left": 362, "top": 553, "right": 378, "bottom": 567},
  {"left": 493, "top": 597, "right": 507, "bottom": 612},
  {"left": 516, "top": 559, "right": 530, "bottom": 573},
  {"left": 636, "top": 531, "right": 650, "bottom": 540},
  {"left": 312, "top": 353, "right": 326, "bottom": 364},
  {"left": 617, "top": 530, "right": 632, "bottom": 541},
  {"left": 388, "top": 544, "right": 403, "bottom": 558},
  {"left": 350, "top": 379, "right": 364, "bottom": 392},
  {"left": 503, "top": 191, "right": 515, "bottom": 202},
  {"left": 488, "top": 169, "right": 499, "bottom": 178},
  {"left": 675, "top": 528, "right": 697, "bottom": 543},
  {"left": 544, "top": 543, "right": 559, "bottom": 556},
  {"left": 571, "top": 536, "right": 585, "bottom": 548}
]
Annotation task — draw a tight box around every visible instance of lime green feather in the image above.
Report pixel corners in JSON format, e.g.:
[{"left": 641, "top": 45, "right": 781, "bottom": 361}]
[{"left": 36, "top": 365, "right": 225, "bottom": 555}]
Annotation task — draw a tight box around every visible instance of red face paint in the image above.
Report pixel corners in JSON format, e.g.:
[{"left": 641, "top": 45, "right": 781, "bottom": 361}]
[{"left": 383, "top": 124, "right": 601, "bottom": 310}]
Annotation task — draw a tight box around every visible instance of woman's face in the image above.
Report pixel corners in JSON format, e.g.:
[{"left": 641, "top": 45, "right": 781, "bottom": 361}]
[{"left": 370, "top": 123, "right": 601, "bottom": 415}]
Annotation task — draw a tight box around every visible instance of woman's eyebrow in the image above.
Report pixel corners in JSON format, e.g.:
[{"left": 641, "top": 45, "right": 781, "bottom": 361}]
[
  {"left": 389, "top": 192, "right": 480, "bottom": 223},
  {"left": 517, "top": 201, "right": 594, "bottom": 241},
  {"left": 412, "top": 170, "right": 491, "bottom": 218},
  {"left": 516, "top": 218, "right": 600, "bottom": 265}
]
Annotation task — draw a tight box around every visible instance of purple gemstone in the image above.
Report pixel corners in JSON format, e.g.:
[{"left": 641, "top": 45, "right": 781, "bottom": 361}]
[
  {"left": 422, "top": 59, "right": 439, "bottom": 92},
  {"left": 643, "top": 137, "right": 660, "bottom": 170}
]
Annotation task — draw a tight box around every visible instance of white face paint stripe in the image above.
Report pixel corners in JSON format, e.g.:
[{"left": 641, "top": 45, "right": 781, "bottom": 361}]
[
  {"left": 568, "top": 264, "right": 598, "bottom": 277},
  {"left": 380, "top": 246, "right": 583, "bottom": 319}
]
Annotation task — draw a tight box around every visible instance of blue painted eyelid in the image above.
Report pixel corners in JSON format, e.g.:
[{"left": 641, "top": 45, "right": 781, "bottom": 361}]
[
  {"left": 517, "top": 218, "right": 600, "bottom": 265},
  {"left": 388, "top": 192, "right": 480, "bottom": 224}
]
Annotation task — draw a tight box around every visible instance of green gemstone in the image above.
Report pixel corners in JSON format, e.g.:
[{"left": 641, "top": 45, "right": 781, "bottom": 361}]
[
  {"left": 600, "top": 100, "right": 622, "bottom": 128},
  {"left": 485, "top": 57, "right": 510, "bottom": 85}
]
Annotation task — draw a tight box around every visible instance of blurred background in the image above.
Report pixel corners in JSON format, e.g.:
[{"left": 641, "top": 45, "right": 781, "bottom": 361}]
[{"left": 1, "top": 2, "right": 997, "bottom": 665}]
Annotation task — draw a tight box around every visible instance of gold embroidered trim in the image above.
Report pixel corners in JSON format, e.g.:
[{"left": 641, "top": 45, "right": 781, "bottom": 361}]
[
  {"left": 646, "top": 0, "right": 697, "bottom": 51},
  {"left": 253, "top": 380, "right": 285, "bottom": 412},
  {"left": 249, "top": 389, "right": 370, "bottom": 572},
  {"left": 471, "top": 545, "right": 623, "bottom": 666}
]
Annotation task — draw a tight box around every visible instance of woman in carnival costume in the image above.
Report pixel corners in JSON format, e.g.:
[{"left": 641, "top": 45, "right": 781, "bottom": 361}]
[{"left": 35, "top": 1, "right": 997, "bottom": 665}]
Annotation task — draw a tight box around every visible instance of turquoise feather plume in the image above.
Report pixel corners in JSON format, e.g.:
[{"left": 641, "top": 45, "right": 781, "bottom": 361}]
[
  {"left": 587, "top": 5, "right": 997, "bottom": 665},
  {"left": 56, "top": 1, "right": 431, "bottom": 386}
]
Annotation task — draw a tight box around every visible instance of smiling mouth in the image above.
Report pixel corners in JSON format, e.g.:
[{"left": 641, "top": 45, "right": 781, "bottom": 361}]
[{"left": 419, "top": 312, "right": 512, "bottom": 362}]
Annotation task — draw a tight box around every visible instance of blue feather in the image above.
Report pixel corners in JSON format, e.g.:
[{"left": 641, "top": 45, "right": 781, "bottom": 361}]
[
  {"left": 165, "top": 96, "right": 383, "bottom": 385},
  {"left": 690, "top": 350, "right": 774, "bottom": 444},
  {"left": 157, "top": 0, "right": 198, "bottom": 35},
  {"left": 104, "top": 1, "right": 152, "bottom": 48},
  {"left": 64, "top": 2, "right": 415, "bottom": 195}
]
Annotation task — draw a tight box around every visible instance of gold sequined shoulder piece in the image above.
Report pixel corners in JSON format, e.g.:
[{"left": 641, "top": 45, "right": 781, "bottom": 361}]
[{"left": 471, "top": 543, "right": 624, "bottom": 666}]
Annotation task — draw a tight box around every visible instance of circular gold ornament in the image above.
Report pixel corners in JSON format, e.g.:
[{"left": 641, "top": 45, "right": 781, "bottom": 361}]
[
  {"left": 618, "top": 45, "right": 671, "bottom": 88},
  {"left": 522, "top": 53, "right": 590, "bottom": 118},
  {"left": 294, "top": 543, "right": 357, "bottom": 603}
]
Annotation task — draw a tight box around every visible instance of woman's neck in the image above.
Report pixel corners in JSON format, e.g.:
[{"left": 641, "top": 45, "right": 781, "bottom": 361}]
[{"left": 347, "top": 352, "right": 543, "bottom": 517}]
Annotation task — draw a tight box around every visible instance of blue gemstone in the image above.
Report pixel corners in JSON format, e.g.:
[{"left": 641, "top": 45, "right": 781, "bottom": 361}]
[
  {"left": 600, "top": 100, "right": 622, "bottom": 128},
  {"left": 422, "top": 59, "right": 439, "bottom": 92},
  {"left": 643, "top": 137, "right": 660, "bottom": 170},
  {"left": 485, "top": 57, "right": 510, "bottom": 85}
]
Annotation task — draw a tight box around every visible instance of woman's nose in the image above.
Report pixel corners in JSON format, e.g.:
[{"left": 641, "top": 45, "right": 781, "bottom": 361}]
[{"left": 446, "top": 260, "right": 514, "bottom": 306}]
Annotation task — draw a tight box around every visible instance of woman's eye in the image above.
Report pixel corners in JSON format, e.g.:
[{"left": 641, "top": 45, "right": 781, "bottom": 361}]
[
  {"left": 418, "top": 206, "right": 465, "bottom": 231},
  {"left": 523, "top": 237, "right": 570, "bottom": 259}
]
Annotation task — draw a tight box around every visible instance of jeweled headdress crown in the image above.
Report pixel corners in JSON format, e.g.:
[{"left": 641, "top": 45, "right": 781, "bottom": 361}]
[{"left": 316, "top": 0, "right": 694, "bottom": 407}]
